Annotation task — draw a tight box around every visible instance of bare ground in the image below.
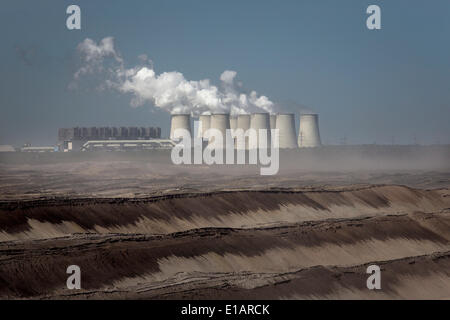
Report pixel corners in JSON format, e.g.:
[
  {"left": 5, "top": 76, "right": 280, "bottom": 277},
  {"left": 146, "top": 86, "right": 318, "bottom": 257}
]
[
  {"left": 0, "top": 152, "right": 449, "bottom": 299},
  {"left": 0, "top": 180, "right": 449, "bottom": 299}
]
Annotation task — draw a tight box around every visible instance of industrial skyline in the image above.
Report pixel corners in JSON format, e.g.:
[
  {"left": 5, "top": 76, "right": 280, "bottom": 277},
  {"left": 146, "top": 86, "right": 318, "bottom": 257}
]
[
  {"left": 0, "top": 1, "right": 449, "bottom": 303},
  {"left": 1, "top": 0, "right": 450, "bottom": 147}
]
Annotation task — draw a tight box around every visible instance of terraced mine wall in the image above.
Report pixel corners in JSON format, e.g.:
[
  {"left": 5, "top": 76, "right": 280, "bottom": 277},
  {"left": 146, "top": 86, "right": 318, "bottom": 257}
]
[{"left": 0, "top": 185, "right": 449, "bottom": 299}]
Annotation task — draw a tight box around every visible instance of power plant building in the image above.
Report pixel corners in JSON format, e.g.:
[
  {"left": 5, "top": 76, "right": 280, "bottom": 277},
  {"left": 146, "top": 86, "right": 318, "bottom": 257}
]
[
  {"left": 58, "top": 126, "right": 162, "bottom": 151},
  {"left": 57, "top": 111, "right": 322, "bottom": 152},
  {"left": 80, "top": 139, "right": 175, "bottom": 151}
]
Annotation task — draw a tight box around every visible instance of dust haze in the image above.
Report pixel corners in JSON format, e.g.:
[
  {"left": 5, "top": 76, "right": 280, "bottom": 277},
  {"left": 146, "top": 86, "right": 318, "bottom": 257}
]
[{"left": 0, "top": 146, "right": 449, "bottom": 299}]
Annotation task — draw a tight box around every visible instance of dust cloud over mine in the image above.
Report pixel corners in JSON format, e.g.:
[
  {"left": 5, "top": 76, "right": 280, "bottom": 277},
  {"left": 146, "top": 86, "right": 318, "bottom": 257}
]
[
  {"left": 0, "top": 146, "right": 449, "bottom": 299},
  {"left": 2, "top": 0, "right": 450, "bottom": 302}
]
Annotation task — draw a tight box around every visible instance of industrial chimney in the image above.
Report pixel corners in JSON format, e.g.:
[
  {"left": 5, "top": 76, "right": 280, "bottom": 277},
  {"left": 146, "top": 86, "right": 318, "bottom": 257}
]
[
  {"left": 197, "top": 114, "right": 211, "bottom": 139},
  {"left": 249, "top": 113, "right": 271, "bottom": 149},
  {"left": 276, "top": 113, "right": 298, "bottom": 149},
  {"left": 236, "top": 114, "right": 251, "bottom": 150},
  {"left": 170, "top": 114, "right": 191, "bottom": 140},
  {"left": 208, "top": 113, "right": 230, "bottom": 148},
  {"left": 298, "top": 113, "right": 321, "bottom": 147}
]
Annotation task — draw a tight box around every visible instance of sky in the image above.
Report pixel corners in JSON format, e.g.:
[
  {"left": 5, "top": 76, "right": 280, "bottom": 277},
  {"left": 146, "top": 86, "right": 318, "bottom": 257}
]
[{"left": 0, "top": 0, "right": 449, "bottom": 146}]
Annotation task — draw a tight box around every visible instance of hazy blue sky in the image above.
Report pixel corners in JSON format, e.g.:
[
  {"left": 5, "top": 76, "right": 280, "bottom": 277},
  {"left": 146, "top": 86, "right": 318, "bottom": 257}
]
[{"left": 1, "top": 0, "right": 449, "bottom": 146}]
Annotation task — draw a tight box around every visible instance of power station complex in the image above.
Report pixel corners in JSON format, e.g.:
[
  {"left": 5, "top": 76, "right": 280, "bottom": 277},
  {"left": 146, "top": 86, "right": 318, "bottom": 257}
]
[
  {"left": 171, "top": 113, "right": 321, "bottom": 149},
  {"left": 56, "top": 113, "right": 321, "bottom": 152}
]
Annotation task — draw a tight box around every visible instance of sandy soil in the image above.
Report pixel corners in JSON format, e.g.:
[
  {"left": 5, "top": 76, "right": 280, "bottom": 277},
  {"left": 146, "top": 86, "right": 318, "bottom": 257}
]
[
  {"left": 0, "top": 151, "right": 449, "bottom": 299},
  {"left": 0, "top": 183, "right": 449, "bottom": 299},
  {"left": 0, "top": 160, "right": 450, "bottom": 200}
]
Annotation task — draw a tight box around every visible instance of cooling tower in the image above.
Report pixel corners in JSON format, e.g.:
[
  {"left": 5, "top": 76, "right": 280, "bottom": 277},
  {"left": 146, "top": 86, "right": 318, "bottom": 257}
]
[
  {"left": 237, "top": 114, "right": 250, "bottom": 131},
  {"left": 170, "top": 114, "right": 191, "bottom": 140},
  {"left": 270, "top": 114, "right": 277, "bottom": 130},
  {"left": 276, "top": 113, "right": 298, "bottom": 149},
  {"left": 249, "top": 113, "right": 271, "bottom": 149},
  {"left": 208, "top": 113, "right": 230, "bottom": 148},
  {"left": 236, "top": 114, "right": 251, "bottom": 150},
  {"left": 197, "top": 114, "right": 211, "bottom": 139},
  {"left": 298, "top": 113, "right": 321, "bottom": 147},
  {"left": 229, "top": 116, "right": 237, "bottom": 135}
]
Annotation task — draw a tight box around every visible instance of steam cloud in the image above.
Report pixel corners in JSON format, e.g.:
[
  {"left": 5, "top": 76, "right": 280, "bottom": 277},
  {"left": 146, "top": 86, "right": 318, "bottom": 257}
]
[
  {"left": 72, "top": 37, "right": 275, "bottom": 115},
  {"left": 74, "top": 37, "right": 123, "bottom": 79}
]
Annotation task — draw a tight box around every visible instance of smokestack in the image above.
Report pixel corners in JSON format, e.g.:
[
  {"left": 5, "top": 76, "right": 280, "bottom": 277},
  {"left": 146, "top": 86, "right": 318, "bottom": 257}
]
[
  {"left": 270, "top": 114, "right": 277, "bottom": 130},
  {"left": 276, "top": 113, "right": 298, "bottom": 149},
  {"left": 249, "top": 113, "right": 271, "bottom": 149},
  {"left": 298, "top": 113, "right": 321, "bottom": 147},
  {"left": 209, "top": 113, "right": 230, "bottom": 148},
  {"left": 170, "top": 114, "right": 191, "bottom": 140},
  {"left": 197, "top": 114, "right": 211, "bottom": 139}
]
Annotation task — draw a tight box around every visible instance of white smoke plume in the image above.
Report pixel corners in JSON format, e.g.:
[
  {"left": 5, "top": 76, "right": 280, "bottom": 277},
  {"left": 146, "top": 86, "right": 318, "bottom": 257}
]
[
  {"left": 72, "top": 37, "right": 275, "bottom": 115},
  {"left": 73, "top": 37, "right": 123, "bottom": 80}
]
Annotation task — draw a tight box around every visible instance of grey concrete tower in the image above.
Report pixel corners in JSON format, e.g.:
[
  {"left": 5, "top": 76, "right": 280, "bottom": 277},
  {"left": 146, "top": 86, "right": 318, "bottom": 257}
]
[
  {"left": 170, "top": 114, "right": 191, "bottom": 140},
  {"left": 249, "top": 113, "right": 271, "bottom": 149},
  {"left": 298, "top": 114, "right": 321, "bottom": 147},
  {"left": 229, "top": 116, "right": 238, "bottom": 135},
  {"left": 209, "top": 113, "right": 230, "bottom": 148},
  {"left": 197, "top": 114, "right": 211, "bottom": 139},
  {"left": 236, "top": 114, "right": 251, "bottom": 150},
  {"left": 270, "top": 114, "right": 277, "bottom": 130},
  {"left": 276, "top": 113, "right": 298, "bottom": 148}
]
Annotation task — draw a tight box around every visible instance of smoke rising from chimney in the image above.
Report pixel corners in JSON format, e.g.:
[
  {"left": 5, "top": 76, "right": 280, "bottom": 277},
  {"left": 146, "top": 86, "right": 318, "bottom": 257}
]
[{"left": 72, "top": 37, "right": 275, "bottom": 116}]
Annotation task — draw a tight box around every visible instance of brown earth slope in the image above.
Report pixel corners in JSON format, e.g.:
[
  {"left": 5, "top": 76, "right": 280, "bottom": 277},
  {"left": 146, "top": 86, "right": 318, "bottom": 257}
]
[{"left": 0, "top": 185, "right": 449, "bottom": 299}]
